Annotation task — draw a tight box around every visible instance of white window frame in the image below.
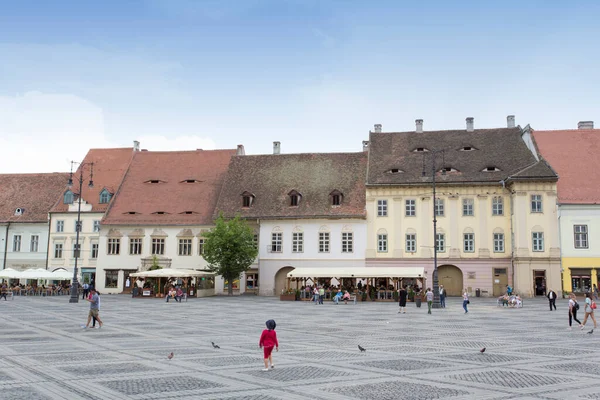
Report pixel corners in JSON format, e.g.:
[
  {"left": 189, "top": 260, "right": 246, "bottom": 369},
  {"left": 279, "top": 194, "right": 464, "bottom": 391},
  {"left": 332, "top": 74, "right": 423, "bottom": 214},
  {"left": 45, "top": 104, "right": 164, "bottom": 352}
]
[
  {"left": 91, "top": 242, "right": 99, "bottom": 259},
  {"left": 462, "top": 198, "right": 474, "bottom": 216},
  {"left": 129, "top": 238, "right": 142, "bottom": 255},
  {"left": 75, "top": 221, "right": 82, "bottom": 233},
  {"left": 73, "top": 243, "right": 81, "bottom": 258},
  {"left": 107, "top": 238, "right": 120, "bottom": 255},
  {"left": 151, "top": 238, "right": 165, "bottom": 255},
  {"left": 532, "top": 232, "right": 544, "bottom": 252},
  {"left": 436, "top": 233, "right": 445, "bottom": 252},
  {"left": 405, "top": 234, "right": 416, "bottom": 253},
  {"left": 271, "top": 232, "right": 282, "bottom": 253},
  {"left": 377, "top": 200, "right": 388, "bottom": 217},
  {"left": 319, "top": 232, "right": 330, "bottom": 253},
  {"left": 93, "top": 220, "right": 101, "bottom": 233},
  {"left": 30, "top": 235, "right": 39, "bottom": 252},
  {"left": 56, "top": 220, "right": 64, "bottom": 233},
  {"left": 574, "top": 225, "right": 589, "bottom": 249},
  {"left": 54, "top": 243, "right": 63, "bottom": 259},
  {"left": 198, "top": 238, "right": 206, "bottom": 255},
  {"left": 377, "top": 234, "right": 388, "bottom": 252},
  {"left": 341, "top": 232, "right": 353, "bottom": 253},
  {"left": 435, "top": 198, "right": 445, "bottom": 217},
  {"left": 178, "top": 238, "right": 192, "bottom": 256},
  {"left": 405, "top": 199, "right": 416, "bottom": 217},
  {"left": 493, "top": 233, "right": 505, "bottom": 253},
  {"left": 13, "top": 235, "right": 21, "bottom": 252},
  {"left": 492, "top": 196, "right": 504, "bottom": 216},
  {"left": 531, "top": 194, "right": 543, "bottom": 213},
  {"left": 463, "top": 233, "right": 474, "bottom": 252},
  {"left": 292, "top": 232, "right": 303, "bottom": 253}
]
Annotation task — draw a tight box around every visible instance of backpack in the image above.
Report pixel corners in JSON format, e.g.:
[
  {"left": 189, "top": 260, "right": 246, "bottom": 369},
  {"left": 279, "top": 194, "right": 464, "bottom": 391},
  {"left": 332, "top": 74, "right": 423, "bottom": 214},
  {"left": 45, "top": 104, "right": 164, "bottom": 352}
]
[{"left": 575, "top": 302, "right": 580, "bottom": 311}]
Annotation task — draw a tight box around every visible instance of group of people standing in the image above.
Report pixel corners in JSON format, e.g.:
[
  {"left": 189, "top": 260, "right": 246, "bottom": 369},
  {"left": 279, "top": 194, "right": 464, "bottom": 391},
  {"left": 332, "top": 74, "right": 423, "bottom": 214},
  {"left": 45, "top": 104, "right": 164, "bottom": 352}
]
[{"left": 568, "top": 292, "right": 597, "bottom": 331}]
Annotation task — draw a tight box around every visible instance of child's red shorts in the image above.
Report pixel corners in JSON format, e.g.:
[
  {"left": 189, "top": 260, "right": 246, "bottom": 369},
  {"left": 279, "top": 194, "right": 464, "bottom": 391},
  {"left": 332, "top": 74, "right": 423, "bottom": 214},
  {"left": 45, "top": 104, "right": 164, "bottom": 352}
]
[{"left": 263, "top": 346, "right": 274, "bottom": 358}]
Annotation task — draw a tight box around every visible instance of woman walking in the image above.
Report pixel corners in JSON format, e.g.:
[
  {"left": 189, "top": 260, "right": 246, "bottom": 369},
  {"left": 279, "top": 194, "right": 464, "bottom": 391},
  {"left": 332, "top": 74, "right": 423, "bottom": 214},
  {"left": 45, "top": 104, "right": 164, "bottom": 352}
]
[
  {"left": 398, "top": 286, "right": 407, "bottom": 314},
  {"left": 426, "top": 288, "right": 433, "bottom": 314},
  {"left": 581, "top": 293, "right": 597, "bottom": 330},
  {"left": 462, "top": 290, "right": 469, "bottom": 314},
  {"left": 568, "top": 293, "right": 582, "bottom": 330}
]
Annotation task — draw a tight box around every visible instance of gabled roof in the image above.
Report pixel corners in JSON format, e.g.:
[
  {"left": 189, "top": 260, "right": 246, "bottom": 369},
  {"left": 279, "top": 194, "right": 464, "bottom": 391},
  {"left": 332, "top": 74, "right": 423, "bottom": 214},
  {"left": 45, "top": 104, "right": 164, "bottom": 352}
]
[
  {"left": 532, "top": 128, "right": 600, "bottom": 204},
  {"left": 215, "top": 152, "right": 367, "bottom": 219},
  {"left": 50, "top": 147, "right": 134, "bottom": 213},
  {"left": 102, "top": 149, "right": 236, "bottom": 225},
  {"left": 0, "top": 173, "right": 70, "bottom": 223},
  {"left": 367, "top": 127, "right": 557, "bottom": 185}
]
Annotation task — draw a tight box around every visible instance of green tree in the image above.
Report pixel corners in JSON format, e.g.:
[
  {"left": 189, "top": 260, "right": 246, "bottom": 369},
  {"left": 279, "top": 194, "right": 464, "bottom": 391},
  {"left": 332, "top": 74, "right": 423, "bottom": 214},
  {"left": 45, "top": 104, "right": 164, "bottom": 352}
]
[{"left": 203, "top": 214, "right": 258, "bottom": 296}]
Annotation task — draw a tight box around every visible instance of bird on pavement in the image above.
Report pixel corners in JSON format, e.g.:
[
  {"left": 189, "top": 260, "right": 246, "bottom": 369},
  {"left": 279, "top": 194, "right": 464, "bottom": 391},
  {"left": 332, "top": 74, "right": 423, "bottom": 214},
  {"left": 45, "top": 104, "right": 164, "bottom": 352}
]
[
  {"left": 480, "top": 347, "right": 486, "bottom": 353},
  {"left": 358, "top": 345, "right": 366, "bottom": 352},
  {"left": 167, "top": 352, "right": 174, "bottom": 360},
  {"left": 588, "top": 329, "right": 594, "bottom": 334},
  {"left": 212, "top": 342, "right": 220, "bottom": 349}
]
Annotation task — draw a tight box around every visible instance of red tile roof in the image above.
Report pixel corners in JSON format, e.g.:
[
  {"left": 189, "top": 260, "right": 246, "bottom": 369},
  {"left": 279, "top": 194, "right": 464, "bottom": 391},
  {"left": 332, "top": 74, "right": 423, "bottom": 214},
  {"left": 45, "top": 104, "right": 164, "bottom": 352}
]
[
  {"left": 533, "top": 128, "right": 600, "bottom": 204},
  {"left": 50, "top": 148, "right": 134, "bottom": 213},
  {"left": 102, "top": 149, "right": 236, "bottom": 225},
  {"left": 0, "top": 173, "right": 70, "bottom": 223}
]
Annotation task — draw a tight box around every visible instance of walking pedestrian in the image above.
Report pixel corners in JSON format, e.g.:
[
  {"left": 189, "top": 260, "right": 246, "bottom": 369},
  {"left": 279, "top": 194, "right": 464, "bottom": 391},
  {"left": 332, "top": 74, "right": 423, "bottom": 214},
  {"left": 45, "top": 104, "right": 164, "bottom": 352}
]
[
  {"left": 593, "top": 284, "right": 599, "bottom": 301},
  {"left": 91, "top": 291, "right": 101, "bottom": 328},
  {"left": 581, "top": 293, "right": 598, "bottom": 330},
  {"left": 0, "top": 282, "right": 7, "bottom": 300},
  {"left": 398, "top": 286, "right": 407, "bottom": 314},
  {"left": 259, "top": 319, "right": 278, "bottom": 371},
  {"left": 463, "top": 290, "right": 469, "bottom": 314},
  {"left": 547, "top": 289, "right": 557, "bottom": 311},
  {"left": 318, "top": 286, "right": 325, "bottom": 305},
  {"left": 426, "top": 288, "right": 433, "bottom": 314},
  {"left": 82, "top": 282, "right": 89, "bottom": 300},
  {"left": 82, "top": 288, "right": 102, "bottom": 329},
  {"left": 313, "top": 287, "right": 319, "bottom": 304},
  {"left": 439, "top": 285, "right": 446, "bottom": 308},
  {"left": 568, "top": 293, "right": 582, "bottom": 330}
]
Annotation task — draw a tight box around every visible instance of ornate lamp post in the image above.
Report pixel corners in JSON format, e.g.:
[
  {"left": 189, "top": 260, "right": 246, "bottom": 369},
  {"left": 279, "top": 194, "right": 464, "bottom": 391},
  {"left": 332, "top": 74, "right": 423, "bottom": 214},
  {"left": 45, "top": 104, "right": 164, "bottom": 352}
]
[
  {"left": 68, "top": 161, "right": 94, "bottom": 303},
  {"left": 422, "top": 150, "right": 445, "bottom": 309}
]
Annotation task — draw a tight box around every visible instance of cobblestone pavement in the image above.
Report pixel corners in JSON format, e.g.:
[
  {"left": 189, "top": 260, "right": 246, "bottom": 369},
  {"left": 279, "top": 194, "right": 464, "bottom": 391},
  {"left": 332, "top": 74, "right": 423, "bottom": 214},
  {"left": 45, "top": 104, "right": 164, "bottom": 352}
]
[{"left": 0, "top": 295, "right": 599, "bottom": 399}]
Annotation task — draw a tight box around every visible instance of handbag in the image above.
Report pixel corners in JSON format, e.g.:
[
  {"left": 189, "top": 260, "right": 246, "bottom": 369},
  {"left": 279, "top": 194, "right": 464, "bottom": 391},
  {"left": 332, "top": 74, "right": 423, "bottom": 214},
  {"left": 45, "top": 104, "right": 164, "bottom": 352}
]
[{"left": 466, "top": 300, "right": 470, "bottom": 304}]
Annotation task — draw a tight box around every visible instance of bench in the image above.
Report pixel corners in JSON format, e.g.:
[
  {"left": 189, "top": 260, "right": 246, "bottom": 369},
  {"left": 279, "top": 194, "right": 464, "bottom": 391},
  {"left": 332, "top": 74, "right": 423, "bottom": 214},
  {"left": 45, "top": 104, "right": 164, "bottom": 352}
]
[{"left": 335, "top": 295, "right": 356, "bottom": 305}]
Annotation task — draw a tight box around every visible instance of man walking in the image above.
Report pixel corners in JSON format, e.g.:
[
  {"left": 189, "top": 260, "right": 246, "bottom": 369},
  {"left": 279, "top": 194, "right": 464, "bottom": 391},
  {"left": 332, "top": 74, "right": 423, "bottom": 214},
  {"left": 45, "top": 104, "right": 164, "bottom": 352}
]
[
  {"left": 82, "top": 282, "right": 89, "bottom": 300},
  {"left": 82, "top": 288, "right": 102, "bottom": 329},
  {"left": 398, "top": 286, "right": 407, "bottom": 314},
  {"left": 426, "top": 288, "right": 434, "bottom": 314},
  {"left": 547, "top": 289, "right": 557, "bottom": 311},
  {"left": 439, "top": 285, "right": 446, "bottom": 308},
  {"left": 318, "top": 286, "right": 325, "bottom": 305}
]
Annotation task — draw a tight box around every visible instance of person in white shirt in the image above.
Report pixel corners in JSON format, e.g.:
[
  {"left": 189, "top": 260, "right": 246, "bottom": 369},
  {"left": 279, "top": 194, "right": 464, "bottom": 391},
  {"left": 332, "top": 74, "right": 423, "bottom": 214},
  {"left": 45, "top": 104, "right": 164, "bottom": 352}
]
[
  {"left": 581, "top": 293, "right": 597, "bottom": 330},
  {"left": 439, "top": 285, "right": 446, "bottom": 308},
  {"left": 568, "top": 293, "right": 582, "bottom": 330},
  {"left": 547, "top": 289, "right": 557, "bottom": 311}
]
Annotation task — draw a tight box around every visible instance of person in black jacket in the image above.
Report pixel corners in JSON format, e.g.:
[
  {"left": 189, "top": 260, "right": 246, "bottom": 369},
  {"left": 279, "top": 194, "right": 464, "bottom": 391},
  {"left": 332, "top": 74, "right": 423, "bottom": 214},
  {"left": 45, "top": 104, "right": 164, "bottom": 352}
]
[
  {"left": 398, "top": 286, "right": 408, "bottom": 314},
  {"left": 547, "top": 289, "right": 557, "bottom": 311}
]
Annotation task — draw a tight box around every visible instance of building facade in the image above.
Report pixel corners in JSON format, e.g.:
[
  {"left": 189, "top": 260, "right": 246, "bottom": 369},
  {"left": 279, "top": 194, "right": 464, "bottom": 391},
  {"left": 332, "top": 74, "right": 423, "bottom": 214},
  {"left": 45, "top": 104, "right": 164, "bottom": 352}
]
[
  {"left": 533, "top": 121, "right": 600, "bottom": 295},
  {"left": 365, "top": 117, "right": 560, "bottom": 297}
]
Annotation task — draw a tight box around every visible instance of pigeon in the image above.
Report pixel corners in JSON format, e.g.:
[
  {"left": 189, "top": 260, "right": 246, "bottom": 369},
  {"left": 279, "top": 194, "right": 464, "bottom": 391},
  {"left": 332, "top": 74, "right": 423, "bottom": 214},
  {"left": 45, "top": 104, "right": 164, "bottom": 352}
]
[
  {"left": 358, "top": 345, "right": 366, "bottom": 352},
  {"left": 211, "top": 342, "right": 220, "bottom": 349},
  {"left": 167, "top": 352, "right": 174, "bottom": 360},
  {"left": 588, "top": 329, "right": 594, "bottom": 334},
  {"left": 480, "top": 347, "right": 486, "bottom": 353}
]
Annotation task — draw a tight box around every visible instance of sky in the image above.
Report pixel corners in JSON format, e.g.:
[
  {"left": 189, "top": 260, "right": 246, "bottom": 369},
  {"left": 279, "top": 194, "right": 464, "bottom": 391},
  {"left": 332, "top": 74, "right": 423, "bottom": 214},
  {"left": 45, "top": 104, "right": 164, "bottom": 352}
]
[{"left": 1, "top": 0, "right": 599, "bottom": 173}]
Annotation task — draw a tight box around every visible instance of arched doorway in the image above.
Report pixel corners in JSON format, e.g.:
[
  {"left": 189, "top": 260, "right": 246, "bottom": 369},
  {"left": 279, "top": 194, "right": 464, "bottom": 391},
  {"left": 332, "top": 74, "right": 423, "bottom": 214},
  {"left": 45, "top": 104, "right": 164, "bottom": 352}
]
[
  {"left": 438, "top": 265, "right": 463, "bottom": 296},
  {"left": 274, "top": 266, "right": 295, "bottom": 296}
]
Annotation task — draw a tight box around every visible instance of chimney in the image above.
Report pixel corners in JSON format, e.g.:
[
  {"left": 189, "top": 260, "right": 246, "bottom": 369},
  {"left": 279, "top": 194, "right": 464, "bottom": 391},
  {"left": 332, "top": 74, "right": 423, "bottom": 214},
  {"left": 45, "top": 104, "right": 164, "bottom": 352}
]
[
  {"left": 415, "top": 119, "right": 423, "bottom": 133},
  {"left": 236, "top": 144, "right": 245, "bottom": 156},
  {"left": 273, "top": 141, "right": 281, "bottom": 155},
  {"left": 373, "top": 124, "right": 382, "bottom": 133},
  {"left": 133, "top": 140, "right": 140, "bottom": 151},
  {"left": 507, "top": 115, "right": 515, "bottom": 128},
  {"left": 362, "top": 140, "right": 369, "bottom": 151},
  {"left": 466, "top": 117, "right": 474, "bottom": 132},
  {"left": 578, "top": 121, "right": 594, "bottom": 129}
]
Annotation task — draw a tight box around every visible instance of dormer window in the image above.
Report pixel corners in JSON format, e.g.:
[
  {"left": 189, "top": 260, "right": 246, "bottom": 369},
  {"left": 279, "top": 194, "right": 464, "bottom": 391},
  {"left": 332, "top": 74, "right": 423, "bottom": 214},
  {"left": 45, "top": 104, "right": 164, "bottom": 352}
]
[
  {"left": 125, "top": 211, "right": 139, "bottom": 215},
  {"left": 440, "top": 167, "right": 459, "bottom": 173},
  {"left": 152, "top": 211, "right": 168, "bottom": 215},
  {"left": 387, "top": 168, "right": 404, "bottom": 174},
  {"left": 483, "top": 166, "right": 501, "bottom": 172},
  {"left": 63, "top": 190, "right": 74, "bottom": 204},
  {"left": 99, "top": 189, "right": 112, "bottom": 204},
  {"left": 241, "top": 191, "right": 255, "bottom": 208},
  {"left": 459, "top": 146, "right": 477, "bottom": 151},
  {"left": 145, "top": 179, "right": 164, "bottom": 184},
  {"left": 330, "top": 190, "right": 343, "bottom": 206},
  {"left": 180, "top": 179, "right": 202, "bottom": 184},
  {"left": 413, "top": 147, "right": 430, "bottom": 153},
  {"left": 181, "top": 211, "right": 196, "bottom": 215},
  {"left": 288, "top": 190, "right": 302, "bottom": 207}
]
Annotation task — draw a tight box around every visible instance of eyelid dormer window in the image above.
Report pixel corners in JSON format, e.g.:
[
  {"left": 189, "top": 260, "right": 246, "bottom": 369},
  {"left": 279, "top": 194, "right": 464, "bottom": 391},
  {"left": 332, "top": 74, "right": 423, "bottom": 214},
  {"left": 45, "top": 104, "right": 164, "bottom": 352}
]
[
  {"left": 145, "top": 179, "right": 165, "bottom": 184},
  {"left": 387, "top": 168, "right": 404, "bottom": 174},
  {"left": 459, "top": 146, "right": 478, "bottom": 151},
  {"left": 483, "top": 166, "right": 501, "bottom": 172},
  {"left": 413, "top": 147, "right": 430, "bottom": 153},
  {"left": 440, "top": 167, "right": 459, "bottom": 173}
]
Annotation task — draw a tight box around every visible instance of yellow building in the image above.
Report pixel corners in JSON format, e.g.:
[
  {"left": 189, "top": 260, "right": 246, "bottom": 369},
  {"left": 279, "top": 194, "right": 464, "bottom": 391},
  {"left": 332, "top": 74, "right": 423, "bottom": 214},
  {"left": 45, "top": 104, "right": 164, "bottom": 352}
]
[
  {"left": 365, "top": 117, "right": 560, "bottom": 297},
  {"left": 533, "top": 122, "right": 600, "bottom": 295}
]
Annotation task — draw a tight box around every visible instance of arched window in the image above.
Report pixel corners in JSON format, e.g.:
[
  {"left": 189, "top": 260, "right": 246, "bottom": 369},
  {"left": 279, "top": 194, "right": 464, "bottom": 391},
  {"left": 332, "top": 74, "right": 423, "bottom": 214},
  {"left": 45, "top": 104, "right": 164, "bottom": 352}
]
[
  {"left": 288, "top": 190, "right": 302, "bottom": 207},
  {"left": 99, "top": 189, "right": 112, "bottom": 204},
  {"left": 63, "top": 190, "right": 74, "bottom": 204},
  {"left": 330, "top": 190, "right": 343, "bottom": 206},
  {"left": 241, "top": 191, "right": 255, "bottom": 208}
]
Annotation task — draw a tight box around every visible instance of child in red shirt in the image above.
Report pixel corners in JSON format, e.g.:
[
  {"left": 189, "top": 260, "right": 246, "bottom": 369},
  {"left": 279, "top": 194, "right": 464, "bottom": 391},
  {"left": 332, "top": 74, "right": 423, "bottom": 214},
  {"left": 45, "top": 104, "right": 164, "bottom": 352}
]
[{"left": 259, "top": 319, "right": 278, "bottom": 371}]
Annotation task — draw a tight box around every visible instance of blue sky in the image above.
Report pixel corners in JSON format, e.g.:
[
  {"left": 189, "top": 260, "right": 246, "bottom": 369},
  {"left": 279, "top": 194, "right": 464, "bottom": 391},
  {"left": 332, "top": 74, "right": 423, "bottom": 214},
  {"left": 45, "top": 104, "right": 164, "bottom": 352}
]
[{"left": 1, "top": 0, "right": 598, "bottom": 172}]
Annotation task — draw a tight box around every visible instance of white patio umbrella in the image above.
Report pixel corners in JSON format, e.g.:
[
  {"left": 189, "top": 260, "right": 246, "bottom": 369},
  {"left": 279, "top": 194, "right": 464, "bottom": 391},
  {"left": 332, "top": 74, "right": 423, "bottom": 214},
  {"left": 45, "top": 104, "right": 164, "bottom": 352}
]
[
  {"left": 19, "top": 268, "right": 56, "bottom": 280},
  {"left": 51, "top": 269, "right": 78, "bottom": 280},
  {"left": 130, "top": 268, "right": 214, "bottom": 278},
  {"left": 0, "top": 268, "right": 22, "bottom": 279}
]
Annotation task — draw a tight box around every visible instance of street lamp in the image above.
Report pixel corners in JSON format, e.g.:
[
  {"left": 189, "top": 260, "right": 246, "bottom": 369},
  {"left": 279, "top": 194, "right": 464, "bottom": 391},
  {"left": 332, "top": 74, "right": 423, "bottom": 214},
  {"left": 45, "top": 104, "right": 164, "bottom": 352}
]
[
  {"left": 68, "top": 161, "right": 94, "bottom": 303},
  {"left": 422, "top": 150, "right": 445, "bottom": 309}
]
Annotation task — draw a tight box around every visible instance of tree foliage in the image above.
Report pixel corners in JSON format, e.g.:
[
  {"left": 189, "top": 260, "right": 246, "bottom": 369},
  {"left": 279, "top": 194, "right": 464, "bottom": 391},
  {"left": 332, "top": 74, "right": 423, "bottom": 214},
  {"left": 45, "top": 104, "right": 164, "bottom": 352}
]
[{"left": 203, "top": 214, "right": 258, "bottom": 295}]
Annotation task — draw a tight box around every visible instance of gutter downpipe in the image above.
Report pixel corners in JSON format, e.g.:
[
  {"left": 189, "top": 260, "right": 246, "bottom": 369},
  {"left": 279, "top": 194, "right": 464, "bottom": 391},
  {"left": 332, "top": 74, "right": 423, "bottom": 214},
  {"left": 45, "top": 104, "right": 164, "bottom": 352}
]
[
  {"left": 45, "top": 213, "right": 52, "bottom": 270},
  {"left": 557, "top": 206, "right": 564, "bottom": 298},
  {"left": 501, "top": 179, "right": 516, "bottom": 289},
  {"left": 2, "top": 222, "right": 10, "bottom": 271}
]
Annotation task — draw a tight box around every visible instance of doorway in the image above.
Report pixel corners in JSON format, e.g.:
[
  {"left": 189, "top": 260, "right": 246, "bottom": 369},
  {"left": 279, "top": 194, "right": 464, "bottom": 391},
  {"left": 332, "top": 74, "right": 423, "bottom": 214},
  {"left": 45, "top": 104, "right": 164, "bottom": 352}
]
[
  {"left": 534, "top": 270, "right": 546, "bottom": 296},
  {"left": 274, "top": 266, "right": 294, "bottom": 296},
  {"left": 438, "top": 265, "right": 463, "bottom": 296},
  {"left": 493, "top": 268, "right": 508, "bottom": 296},
  {"left": 122, "top": 270, "right": 137, "bottom": 294}
]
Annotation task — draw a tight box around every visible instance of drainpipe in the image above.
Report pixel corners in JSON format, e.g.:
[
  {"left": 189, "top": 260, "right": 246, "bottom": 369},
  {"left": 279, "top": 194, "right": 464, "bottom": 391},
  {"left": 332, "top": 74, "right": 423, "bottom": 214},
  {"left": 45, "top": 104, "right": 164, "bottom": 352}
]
[
  {"left": 45, "top": 214, "right": 52, "bottom": 270},
  {"left": 501, "top": 180, "right": 516, "bottom": 289},
  {"left": 557, "top": 208, "right": 564, "bottom": 298},
  {"left": 2, "top": 222, "right": 10, "bottom": 270}
]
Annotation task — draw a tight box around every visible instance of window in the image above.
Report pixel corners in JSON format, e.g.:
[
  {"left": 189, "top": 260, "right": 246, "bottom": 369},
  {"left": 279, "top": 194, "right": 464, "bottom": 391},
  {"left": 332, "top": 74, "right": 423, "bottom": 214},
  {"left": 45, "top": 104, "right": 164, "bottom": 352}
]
[
  {"left": 105, "top": 270, "right": 118, "bottom": 288},
  {"left": 405, "top": 234, "right": 416, "bottom": 253},
  {"left": 178, "top": 239, "right": 192, "bottom": 256},
  {"left": 494, "top": 233, "right": 505, "bottom": 253},
  {"left": 463, "top": 233, "right": 474, "bottom": 252},
  {"left": 93, "top": 220, "right": 101, "bottom": 233},
  {"left": 75, "top": 221, "right": 82, "bottom": 232},
  {"left": 492, "top": 196, "right": 504, "bottom": 216},
  {"left": 129, "top": 238, "right": 142, "bottom": 255},
  {"left": 377, "top": 234, "right": 388, "bottom": 252},
  {"left": 107, "top": 238, "right": 120, "bottom": 255},
  {"left": 342, "top": 232, "right": 353, "bottom": 253},
  {"left": 253, "top": 234, "right": 258, "bottom": 250},
  {"left": 435, "top": 198, "right": 444, "bottom": 217},
  {"left": 242, "top": 192, "right": 255, "bottom": 208},
  {"left": 531, "top": 194, "right": 543, "bottom": 213},
  {"left": 198, "top": 238, "right": 206, "bottom": 255},
  {"left": 99, "top": 189, "right": 112, "bottom": 204},
  {"left": 436, "top": 233, "right": 445, "bottom": 252},
  {"left": 271, "top": 232, "right": 282, "bottom": 252},
  {"left": 63, "top": 190, "right": 74, "bottom": 204},
  {"left": 12, "top": 235, "right": 21, "bottom": 252},
  {"left": 30, "top": 235, "right": 39, "bottom": 252},
  {"left": 91, "top": 243, "right": 98, "bottom": 259},
  {"left": 152, "top": 238, "right": 165, "bottom": 255},
  {"left": 73, "top": 243, "right": 81, "bottom": 258},
  {"left": 462, "top": 198, "right": 474, "bottom": 216},
  {"left": 574, "top": 225, "right": 589, "bottom": 249},
  {"left": 54, "top": 243, "right": 63, "bottom": 259},
  {"left": 56, "top": 220, "right": 64, "bottom": 233},
  {"left": 532, "top": 232, "right": 544, "bottom": 252},
  {"left": 289, "top": 191, "right": 301, "bottom": 206},
  {"left": 377, "top": 200, "right": 388, "bottom": 217},
  {"left": 292, "top": 232, "right": 303, "bottom": 253},
  {"left": 330, "top": 190, "right": 343, "bottom": 206},
  {"left": 405, "top": 199, "right": 416, "bottom": 216},
  {"left": 319, "top": 232, "right": 330, "bottom": 253}
]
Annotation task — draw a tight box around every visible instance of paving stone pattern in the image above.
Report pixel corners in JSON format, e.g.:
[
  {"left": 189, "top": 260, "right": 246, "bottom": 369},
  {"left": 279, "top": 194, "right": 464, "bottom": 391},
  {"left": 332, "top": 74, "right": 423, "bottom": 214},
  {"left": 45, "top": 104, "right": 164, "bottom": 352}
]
[{"left": 0, "top": 295, "right": 598, "bottom": 399}]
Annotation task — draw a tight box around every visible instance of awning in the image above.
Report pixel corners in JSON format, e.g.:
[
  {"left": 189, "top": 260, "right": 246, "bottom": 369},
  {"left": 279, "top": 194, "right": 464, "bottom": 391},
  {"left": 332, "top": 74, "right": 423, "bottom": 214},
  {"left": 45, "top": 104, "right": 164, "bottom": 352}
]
[
  {"left": 287, "top": 267, "right": 425, "bottom": 279},
  {"left": 0, "top": 268, "right": 23, "bottom": 279},
  {"left": 130, "top": 268, "right": 215, "bottom": 278}
]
